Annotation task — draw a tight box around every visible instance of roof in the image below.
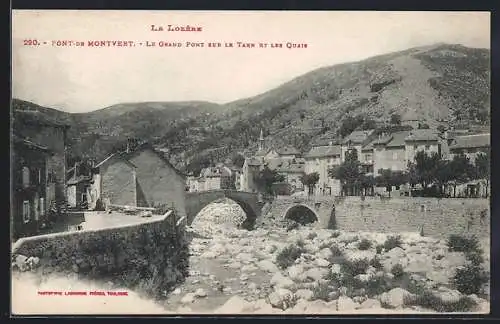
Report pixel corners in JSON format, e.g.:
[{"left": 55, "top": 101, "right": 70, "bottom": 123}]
[
  {"left": 67, "top": 175, "right": 93, "bottom": 186},
  {"left": 405, "top": 129, "right": 440, "bottom": 142},
  {"left": 449, "top": 133, "right": 490, "bottom": 150},
  {"left": 200, "top": 166, "right": 232, "bottom": 178},
  {"left": 12, "top": 135, "right": 52, "bottom": 154},
  {"left": 387, "top": 130, "right": 413, "bottom": 148},
  {"left": 255, "top": 149, "right": 269, "bottom": 157},
  {"left": 276, "top": 163, "right": 305, "bottom": 174},
  {"left": 278, "top": 146, "right": 300, "bottom": 156},
  {"left": 361, "top": 142, "right": 374, "bottom": 151},
  {"left": 342, "top": 130, "right": 375, "bottom": 145},
  {"left": 94, "top": 153, "right": 137, "bottom": 169},
  {"left": 371, "top": 135, "right": 393, "bottom": 146},
  {"left": 246, "top": 157, "right": 263, "bottom": 166},
  {"left": 304, "top": 145, "right": 341, "bottom": 158}
]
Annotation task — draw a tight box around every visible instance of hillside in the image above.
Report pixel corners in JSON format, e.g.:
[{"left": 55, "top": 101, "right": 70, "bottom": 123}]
[{"left": 11, "top": 43, "right": 490, "bottom": 173}]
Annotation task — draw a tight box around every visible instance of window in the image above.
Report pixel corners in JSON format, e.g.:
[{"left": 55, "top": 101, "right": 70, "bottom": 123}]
[
  {"left": 34, "top": 199, "right": 39, "bottom": 221},
  {"left": 38, "top": 169, "right": 42, "bottom": 184},
  {"left": 40, "top": 198, "right": 45, "bottom": 216},
  {"left": 22, "top": 167, "right": 30, "bottom": 187},
  {"left": 22, "top": 201, "right": 30, "bottom": 223}
]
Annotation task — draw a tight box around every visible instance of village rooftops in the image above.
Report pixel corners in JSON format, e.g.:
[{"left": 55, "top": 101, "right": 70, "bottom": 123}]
[
  {"left": 449, "top": 133, "right": 490, "bottom": 150},
  {"left": 199, "top": 166, "right": 231, "bottom": 178},
  {"left": 304, "top": 145, "right": 341, "bottom": 159},
  {"left": 276, "top": 163, "right": 305, "bottom": 174},
  {"left": 277, "top": 146, "right": 301, "bottom": 156},
  {"left": 245, "top": 157, "right": 263, "bottom": 166},
  {"left": 94, "top": 142, "right": 187, "bottom": 178},
  {"left": 342, "top": 129, "right": 375, "bottom": 145},
  {"left": 405, "top": 129, "right": 440, "bottom": 142}
]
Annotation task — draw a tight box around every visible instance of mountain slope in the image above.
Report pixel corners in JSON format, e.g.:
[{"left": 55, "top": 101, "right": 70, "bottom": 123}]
[{"left": 11, "top": 43, "right": 490, "bottom": 173}]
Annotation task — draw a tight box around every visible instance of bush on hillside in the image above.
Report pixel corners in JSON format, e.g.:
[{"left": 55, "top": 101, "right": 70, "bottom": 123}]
[
  {"left": 447, "top": 234, "right": 480, "bottom": 253},
  {"left": 357, "top": 239, "right": 372, "bottom": 250},
  {"left": 383, "top": 235, "right": 403, "bottom": 251},
  {"left": 452, "top": 263, "right": 489, "bottom": 295},
  {"left": 276, "top": 243, "right": 306, "bottom": 270}
]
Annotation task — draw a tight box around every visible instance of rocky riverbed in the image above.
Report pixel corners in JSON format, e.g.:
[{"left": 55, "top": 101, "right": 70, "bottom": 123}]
[{"left": 12, "top": 201, "right": 490, "bottom": 315}]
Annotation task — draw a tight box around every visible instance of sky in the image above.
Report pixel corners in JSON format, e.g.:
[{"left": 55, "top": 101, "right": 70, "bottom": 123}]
[{"left": 11, "top": 10, "right": 490, "bottom": 113}]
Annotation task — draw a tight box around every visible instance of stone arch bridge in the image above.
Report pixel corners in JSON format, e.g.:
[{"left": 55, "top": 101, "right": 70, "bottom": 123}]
[{"left": 185, "top": 190, "right": 337, "bottom": 229}]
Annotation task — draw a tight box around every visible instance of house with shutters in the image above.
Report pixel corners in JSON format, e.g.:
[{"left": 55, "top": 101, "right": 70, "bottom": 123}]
[
  {"left": 304, "top": 143, "right": 342, "bottom": 196},
  {"left": 90, "top": 142, "right": 187, "bottom": 217},
  {"left": 449, "top": 133, "right": 490, "bottom": 164},
  {"left": 11, "top": 135, "right": 53, "bottom": 239}
]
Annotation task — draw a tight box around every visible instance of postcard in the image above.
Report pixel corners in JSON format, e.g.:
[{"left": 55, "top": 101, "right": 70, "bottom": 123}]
[{"left": 11, "top": 10, "right": 491, "bottom": 315}]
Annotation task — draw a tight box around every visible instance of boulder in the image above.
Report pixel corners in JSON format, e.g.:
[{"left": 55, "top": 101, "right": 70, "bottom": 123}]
[
  {"left": 258, "top": 260, "right": 279, "bottom": 273},
  {"left": 404, "top": 254, "right": 433, "bottom": 273},
  {"left": 317, "top": 248, "right": 334, "bottom": 260},
  {"left": 295, "top": 289, "right": 314, "bottom": 301},
  {"left": 337, "top": 296, "right": 358, "bottom": 312},
  {"left": 330, "top": 264, "right": 342, "bottom": 274},
  {"left": 379, "top": 288, "right": 413, "bottom": 309},
  {"left": 180, "top": 293, "right": 196, "bottom": 304},
  {"left": 315, "top": 258, "right": 331, "bottom": 268},
  {"left": 434, "top": 287, "right": 462, "bottom": 304},
  {"left": 360, "top": 298, "right": 382, "bottom": 309},
  {"left": 194, "top": 288, "right": 207, "bottom": 298},
  {"left": 305, "top": 268, "right": 329, "bottom": 281},
  {"left": 215, "top": 296, "right": 254, "bottom": 314},
  {"left": 287, "top": 264, "right": 306, "bottom": 281},
  {"left": 236, "top": 252, "right": 254, "bottom": 263},
  {"left": 270, "top": 273, "right": 294, "bottom": 289},
  {"left": 344, "top": 250, "right": 376, "bottom": 263},
  {"left": 268, "top": 288, "right": 295, "bottom": 310}
]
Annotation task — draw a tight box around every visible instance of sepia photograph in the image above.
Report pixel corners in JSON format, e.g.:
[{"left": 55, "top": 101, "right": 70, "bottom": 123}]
[{"left": 10, "top": 10, "right": 491, "bottom": 315}]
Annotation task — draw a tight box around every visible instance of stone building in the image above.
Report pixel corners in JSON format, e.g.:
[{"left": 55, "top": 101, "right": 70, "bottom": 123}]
[
  {"left": 449, "top": 133, "right": 490, "bottom": 164},
  {"left": 11, "top": 135, "right": 53, "bottom": 239},
  {"left": 12, "top": 110, "right": 70, "bottom": 213},
  {"left": 91, "top": 143, "right": 186, "bottom": 216},
  {"left": 304, "top": 143, "right": 342, "bottom": 196}
]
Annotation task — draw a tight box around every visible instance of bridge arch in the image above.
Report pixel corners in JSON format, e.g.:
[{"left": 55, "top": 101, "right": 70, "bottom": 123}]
[
  {"left": 185, "top": 190, "right": 263, "bottom": 230},
  {"left": 282, "top": 204, "right": 319, "bottom": 225}
]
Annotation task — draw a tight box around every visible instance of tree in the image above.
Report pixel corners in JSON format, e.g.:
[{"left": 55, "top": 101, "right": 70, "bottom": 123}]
[
  {"left": 231, "top": 153, "right": 245, "bottom": 168},
  {"left": 475, "top": 151, "right": 490, "bottom": 197},
  {"left": 414, "top": 150, "right": 441, "bottom": 190},
  {"left": 448, "top": 152, "right": 475, "bottom": 197},
  {"left": 330, "top": 149, "right": 362, "bottom": 196},
  {"left": 359, "top": 174, "right": 376, "bottom": 196},
  {"left": 390, "top": 113, "right": 402, "bottom": 125},
  {"left": 253, "top": 166, "right": 284, "bottom": 195},
  {"left": 300, "top": 172, "right": 320, "bottom": 195}
]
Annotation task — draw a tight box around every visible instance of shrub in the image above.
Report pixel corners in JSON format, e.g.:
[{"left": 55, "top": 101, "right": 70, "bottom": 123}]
[
  {"left": 358, "top": 239, "right": 372, "bottom": 251},
  {"left": 375, "top": 244, "right": 384, "bottom": 254},
  {"left": 329, "top": 244, "right": 343, "bottom": 257},
  {"left": 364, "top": 275, "right": 393, "bottom": 297},
  {"left": 331, "top": 231, "right": 341, "bottom": 238},
  {"left": 391, "top": 264, "right": 405, "bottom": 279},
  {"left": 447, "top": 235, "right": 480, "bottom": 253},
  {"left": 324, "top": 269, "right": 341, "bottom": 283},
  {"left": 466, "top": 251, "right": 485, "bottom": 266},
  {"left": 307, "top": 232, "right": 317, "bottom": 240},
  {"left": 369, "top": 257, "right": 384, "bottom": 271},
  {"left": 452, "top": 263, "right": 489, "bottom": 295},
  {"left": 276, "top": 244, "right": 306, "bottom": 270},
  {"left": 403, "top": 289, "right": 478, "bottom": 312},
  {"left": 383, "top": 235, "right": 403, "bottom": 251},
  {"left": 311, "top": 281, "right": 333, "bottom": 301},
  {"left": 341, "top": 258, "right": 370, "bottom": 277}
]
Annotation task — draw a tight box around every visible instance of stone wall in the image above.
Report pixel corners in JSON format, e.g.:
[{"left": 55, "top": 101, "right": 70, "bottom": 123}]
[
  {"left": 11, "top": 213, "right": 189, "bottom": 299},
  {"left": 268, "top": 196, "right": 490, "bottom": 239},
  {"left": 334, "top": 197, "right": 490, "bottom": 238}
]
